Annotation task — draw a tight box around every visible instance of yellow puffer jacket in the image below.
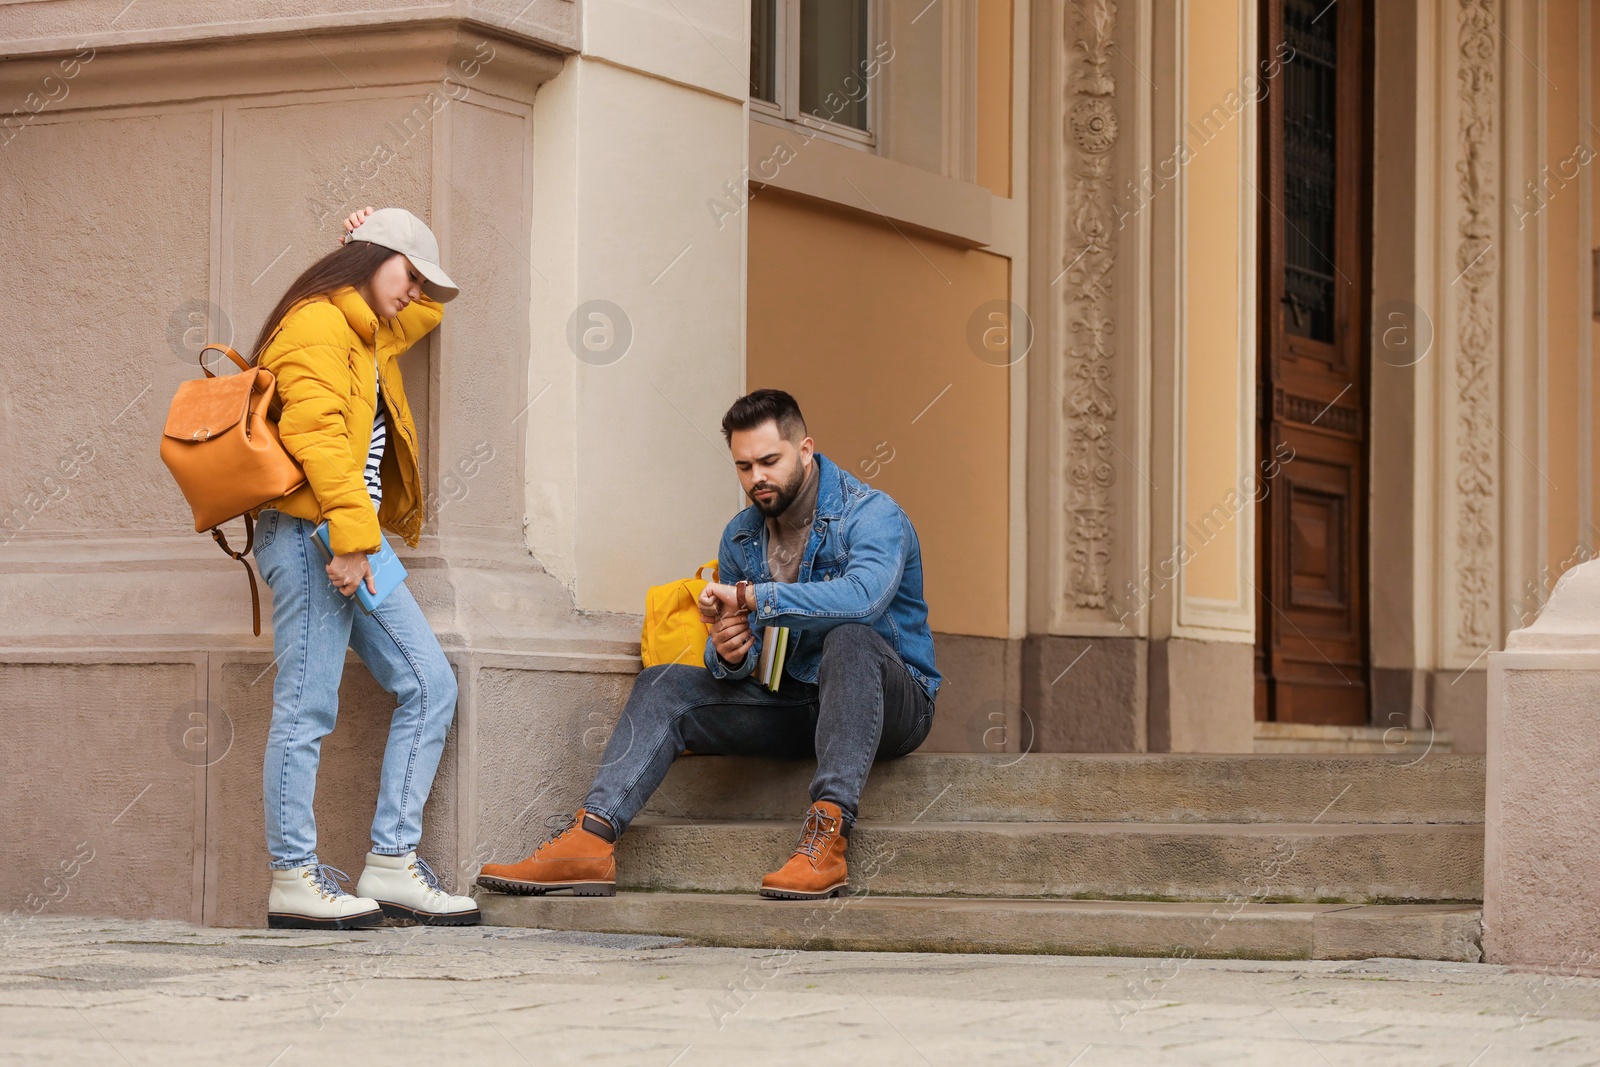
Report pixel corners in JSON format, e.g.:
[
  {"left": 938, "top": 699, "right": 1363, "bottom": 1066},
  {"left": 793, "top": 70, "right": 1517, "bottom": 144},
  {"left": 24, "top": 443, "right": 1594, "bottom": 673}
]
[{"left": 253, "top": 286, "right": 443, "bottom": 556}]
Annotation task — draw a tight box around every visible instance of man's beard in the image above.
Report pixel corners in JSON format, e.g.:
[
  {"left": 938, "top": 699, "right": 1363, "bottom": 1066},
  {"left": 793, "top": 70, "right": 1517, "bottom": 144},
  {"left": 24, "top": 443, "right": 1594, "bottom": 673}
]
[{"left": 749, "top": 460, "right": 808, "bottom": 518}]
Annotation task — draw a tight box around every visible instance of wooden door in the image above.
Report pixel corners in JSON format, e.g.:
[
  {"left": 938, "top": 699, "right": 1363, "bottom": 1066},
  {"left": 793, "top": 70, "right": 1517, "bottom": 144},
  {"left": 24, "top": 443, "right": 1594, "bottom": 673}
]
[{"left": 1255, "top": 0, "right": 1372, "bottom": 724}]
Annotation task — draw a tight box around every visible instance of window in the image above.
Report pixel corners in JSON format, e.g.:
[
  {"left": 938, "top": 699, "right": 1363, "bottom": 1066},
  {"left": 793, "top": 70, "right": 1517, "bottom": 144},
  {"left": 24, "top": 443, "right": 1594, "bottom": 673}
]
[
  {"left": 751, "top": 0, "right": 877, "bottom": 143},
  {"left": 1280, "top": 0, "right": 1338, "bottom": 344}
]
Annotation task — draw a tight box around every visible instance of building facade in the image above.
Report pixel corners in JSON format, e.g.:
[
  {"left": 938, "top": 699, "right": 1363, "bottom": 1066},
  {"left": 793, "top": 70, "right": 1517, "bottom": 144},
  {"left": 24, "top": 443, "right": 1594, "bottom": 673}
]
[{"left": 1, "top": 0, "right": 1594, "bottom": 933}]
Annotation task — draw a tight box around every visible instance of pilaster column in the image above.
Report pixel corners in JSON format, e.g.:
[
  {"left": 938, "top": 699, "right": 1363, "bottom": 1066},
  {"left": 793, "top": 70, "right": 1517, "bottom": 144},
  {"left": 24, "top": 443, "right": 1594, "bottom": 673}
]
[{"left": 1025, "top": 0, "right": 1153, "bottom": 750}]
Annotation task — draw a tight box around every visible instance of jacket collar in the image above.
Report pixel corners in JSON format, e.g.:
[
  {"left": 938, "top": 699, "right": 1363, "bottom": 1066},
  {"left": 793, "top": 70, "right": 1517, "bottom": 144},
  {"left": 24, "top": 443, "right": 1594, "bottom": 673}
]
[
  {"left": 732, "top": 452, "right": 844, "bottom": 541},
  {"left": 329, "top": 286, "right": 378, "bottom": 344},
  {"left": 811, "top": 452, "right": 845, "bottom": 520}
]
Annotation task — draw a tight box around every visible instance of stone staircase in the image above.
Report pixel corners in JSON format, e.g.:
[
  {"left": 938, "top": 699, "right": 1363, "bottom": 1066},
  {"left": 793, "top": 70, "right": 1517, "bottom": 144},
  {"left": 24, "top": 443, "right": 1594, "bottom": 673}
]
[{"left": 477, "top": 753, "right": 1486, "bottom": 961}]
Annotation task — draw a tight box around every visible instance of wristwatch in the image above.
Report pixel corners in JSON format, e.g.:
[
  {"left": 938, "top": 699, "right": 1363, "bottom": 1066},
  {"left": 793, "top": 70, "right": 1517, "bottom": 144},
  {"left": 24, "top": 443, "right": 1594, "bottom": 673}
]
[{"left": 735, "top": 580, "right": 751, "bottom": 613}]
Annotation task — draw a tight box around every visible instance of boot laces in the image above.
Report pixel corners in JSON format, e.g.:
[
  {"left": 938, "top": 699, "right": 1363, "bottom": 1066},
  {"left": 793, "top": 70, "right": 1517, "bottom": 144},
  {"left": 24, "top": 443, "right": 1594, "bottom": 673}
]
[
  {"left": 542, "top": 811, "right": 580, "bottom": 845},
  {"left": 308, "top": 864, "right": 354, "bottom": 901},
  {"left": 411, "top": 857, "right": 445, "bottom": 894},
  {"left": 794, "top": 808, "right": 838, "bottom": 863}
]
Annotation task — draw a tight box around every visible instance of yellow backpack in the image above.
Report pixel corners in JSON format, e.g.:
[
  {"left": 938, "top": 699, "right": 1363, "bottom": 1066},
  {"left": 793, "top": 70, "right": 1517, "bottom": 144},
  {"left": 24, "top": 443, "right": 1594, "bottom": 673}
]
[{"left": 641, "top": 559, "right": 719, "bottom": 668}]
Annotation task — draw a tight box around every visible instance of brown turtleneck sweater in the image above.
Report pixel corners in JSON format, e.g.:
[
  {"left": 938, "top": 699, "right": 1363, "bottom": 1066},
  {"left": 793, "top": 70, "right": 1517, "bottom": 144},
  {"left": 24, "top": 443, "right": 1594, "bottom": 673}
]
[{"left": 765, "top": 459, "right": 819, "bottom": 583}]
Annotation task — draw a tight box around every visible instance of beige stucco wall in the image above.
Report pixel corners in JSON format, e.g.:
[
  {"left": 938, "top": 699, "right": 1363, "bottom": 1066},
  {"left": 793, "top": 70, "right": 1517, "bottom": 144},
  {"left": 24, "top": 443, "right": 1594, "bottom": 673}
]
[
  {"left": 3, "top": 106, "right": 212, "bottom": 542},
  {"left": 1180, "top": 0, "right": 1250, "bottom": 612},
  {"left": 524, "top": 54, "right": 748, "bottom": 612},
  {"left": 1, "top": 658, "right": 205, "bottom": 922},
  {"left": 1488, "top": 0, "right": 1600, "bottom": 741},
  {"left": 745, "top": 188, "right": 1011, "bottom": 639},
  {"left": 1593, "top": 3, "right": 1600, "bottom": 550},
  {"left": 1542, "top": 0, "right": 1586, "bottom": 582},
  {"left": 975, "top": 0, "right": 1013, "bottom": 197},
  {"left": 1367, "top": 0, "right": 1426, "bottom": 717},
  {"left": 1587, "top": 4, "right": 1600, "bottom": 550}
]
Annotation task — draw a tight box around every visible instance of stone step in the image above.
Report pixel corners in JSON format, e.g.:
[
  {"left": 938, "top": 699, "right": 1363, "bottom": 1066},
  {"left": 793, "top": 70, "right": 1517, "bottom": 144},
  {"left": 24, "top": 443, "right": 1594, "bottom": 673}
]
[
  {"left": 478, "top": 891, "right": 1484, "bottom": 963},
  {"left": 1253, "top": 723, "right": 1455, "bottom": 755},
  {"left": 641, "top": 753, "right": 1485, "bottom": 825},
  {"left": 614, "top": 819, "right": 1483, "bottom": 903}
]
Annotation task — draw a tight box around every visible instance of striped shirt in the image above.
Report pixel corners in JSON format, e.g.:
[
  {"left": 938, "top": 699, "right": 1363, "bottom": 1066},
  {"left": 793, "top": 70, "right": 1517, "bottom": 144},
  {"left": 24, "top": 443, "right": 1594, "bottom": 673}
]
[{"left": 364, "top": 377, "right": 387, "bottom": 512}]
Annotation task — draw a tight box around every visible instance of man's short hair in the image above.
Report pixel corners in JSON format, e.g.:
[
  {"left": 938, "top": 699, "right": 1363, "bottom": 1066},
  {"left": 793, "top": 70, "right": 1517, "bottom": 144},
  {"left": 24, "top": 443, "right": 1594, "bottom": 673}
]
[{"left": 721, "top": 389, "right": 808, "bottom": 445}]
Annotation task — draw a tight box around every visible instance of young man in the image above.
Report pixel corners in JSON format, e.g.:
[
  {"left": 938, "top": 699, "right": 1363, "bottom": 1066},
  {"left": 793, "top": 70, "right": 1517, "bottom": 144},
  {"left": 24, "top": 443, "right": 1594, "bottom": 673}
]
[{"left": 476, "top": 389, "right": 939, "bottom": 900}]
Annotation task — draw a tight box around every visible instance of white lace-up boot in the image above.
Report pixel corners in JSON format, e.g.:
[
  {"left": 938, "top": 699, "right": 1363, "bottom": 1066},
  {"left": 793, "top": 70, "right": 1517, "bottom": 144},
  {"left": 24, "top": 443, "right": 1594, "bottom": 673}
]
[
  {"left": 357, "top": 851, "right": 482, "bottom": 926},
  {"left": 267, "top": 864, "right": 385, "bottom": 930}
]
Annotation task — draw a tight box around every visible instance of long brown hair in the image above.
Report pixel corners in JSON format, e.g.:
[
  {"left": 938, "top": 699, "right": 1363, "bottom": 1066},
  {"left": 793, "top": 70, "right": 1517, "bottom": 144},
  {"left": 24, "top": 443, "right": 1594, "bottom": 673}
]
[{"left": 250, "top": 241, "right": 400, "bottom": 359}]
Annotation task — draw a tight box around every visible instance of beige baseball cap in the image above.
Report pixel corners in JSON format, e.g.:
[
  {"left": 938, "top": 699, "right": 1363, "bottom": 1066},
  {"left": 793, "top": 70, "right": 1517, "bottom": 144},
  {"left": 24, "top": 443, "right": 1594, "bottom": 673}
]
[{"left": 346, "top": 207, "right": 460, "bottom": 303}]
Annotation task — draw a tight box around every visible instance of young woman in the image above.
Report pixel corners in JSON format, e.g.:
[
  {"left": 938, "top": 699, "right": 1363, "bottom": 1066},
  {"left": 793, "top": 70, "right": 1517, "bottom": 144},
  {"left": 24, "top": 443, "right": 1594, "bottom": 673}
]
[{"left": 251, "top": 206, "right": 479, "bottom": 929}]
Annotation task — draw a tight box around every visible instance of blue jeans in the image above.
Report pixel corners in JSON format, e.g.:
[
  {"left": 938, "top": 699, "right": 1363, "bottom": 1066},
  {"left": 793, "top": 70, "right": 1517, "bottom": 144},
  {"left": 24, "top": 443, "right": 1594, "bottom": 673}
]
[
  {"left": 585, "top": 623, "right": 934, "bottom": 835},
  {"left": 253, "top": 509, "right": 458, "bottom": 870}
]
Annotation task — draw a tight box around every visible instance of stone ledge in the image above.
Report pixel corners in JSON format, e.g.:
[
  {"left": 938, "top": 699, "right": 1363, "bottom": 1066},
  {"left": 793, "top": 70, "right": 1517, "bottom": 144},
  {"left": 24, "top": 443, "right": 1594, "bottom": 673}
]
[
  {"left": 0, "top": 1, "right": 578, "bottom": 60},
  {"left": 479, "top": 891, "right": 1484, "bottom": 962}
]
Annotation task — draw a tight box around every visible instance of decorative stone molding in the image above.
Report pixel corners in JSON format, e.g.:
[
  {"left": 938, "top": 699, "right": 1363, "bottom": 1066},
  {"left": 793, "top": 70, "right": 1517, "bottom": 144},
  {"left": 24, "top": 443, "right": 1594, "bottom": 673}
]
[
  {"left": 1448, "top": 0, "right": 1501, "bottom": 657},
  {"left": 1061, "top": 0, "right": 1120, "bottom": 615}
]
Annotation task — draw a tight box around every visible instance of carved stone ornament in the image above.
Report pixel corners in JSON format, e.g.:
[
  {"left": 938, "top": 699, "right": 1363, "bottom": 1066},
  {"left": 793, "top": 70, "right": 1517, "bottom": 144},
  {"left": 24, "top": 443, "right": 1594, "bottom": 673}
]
[
  {"left": 1061, "top": 0, "right": 1119, "bottom": 614},
  {"left": 1452, "top": 0, "right": 1498, "bottom": 652},
  {"left": 1070, "top": 98, "right": 1119, "bottom": 155}
]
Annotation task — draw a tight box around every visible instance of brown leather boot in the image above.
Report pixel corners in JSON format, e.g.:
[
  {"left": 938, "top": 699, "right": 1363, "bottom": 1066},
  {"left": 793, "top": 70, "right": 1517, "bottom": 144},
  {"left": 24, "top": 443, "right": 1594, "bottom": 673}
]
[
  {"left": 759, "top": 800, "right": 850, "bottom": 900},
  {"left": 475, "top": 809, "right": 617, "bottom": 896}
]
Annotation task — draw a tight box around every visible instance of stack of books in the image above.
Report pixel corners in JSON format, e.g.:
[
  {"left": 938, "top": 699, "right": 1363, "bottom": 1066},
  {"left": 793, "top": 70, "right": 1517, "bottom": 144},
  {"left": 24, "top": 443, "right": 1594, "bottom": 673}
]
[{"left": 756, "top": 625, "right": 791, "bottom": 692}]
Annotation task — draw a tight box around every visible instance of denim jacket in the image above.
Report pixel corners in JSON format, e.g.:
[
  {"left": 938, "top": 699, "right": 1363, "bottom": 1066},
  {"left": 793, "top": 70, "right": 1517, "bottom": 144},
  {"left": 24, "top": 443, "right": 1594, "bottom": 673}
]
[{"left": 704, "top": 453, "right": 941, "bottom": 701}]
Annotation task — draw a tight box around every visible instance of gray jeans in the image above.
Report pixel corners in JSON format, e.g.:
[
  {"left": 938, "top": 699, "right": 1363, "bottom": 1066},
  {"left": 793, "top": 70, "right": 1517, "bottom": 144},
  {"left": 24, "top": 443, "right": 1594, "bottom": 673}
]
[{"left": 584, "top": 623, "right": 934, "bottom": 834}]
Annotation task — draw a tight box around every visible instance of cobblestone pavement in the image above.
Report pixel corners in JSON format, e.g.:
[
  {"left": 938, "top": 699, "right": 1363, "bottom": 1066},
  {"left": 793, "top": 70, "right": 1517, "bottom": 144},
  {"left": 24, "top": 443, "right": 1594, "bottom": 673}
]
[{"left": 1, "top": 917, "right": 1598, "bottom": 1065}]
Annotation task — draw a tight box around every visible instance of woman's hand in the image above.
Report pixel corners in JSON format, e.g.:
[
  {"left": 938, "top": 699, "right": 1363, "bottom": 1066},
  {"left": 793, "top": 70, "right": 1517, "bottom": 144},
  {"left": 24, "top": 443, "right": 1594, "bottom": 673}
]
[
  {"left": 340, "top": 206, "right": 375, "bottom": 244},
  {"left": 326, "top": 552, "right": 376, "bottom": 597}
]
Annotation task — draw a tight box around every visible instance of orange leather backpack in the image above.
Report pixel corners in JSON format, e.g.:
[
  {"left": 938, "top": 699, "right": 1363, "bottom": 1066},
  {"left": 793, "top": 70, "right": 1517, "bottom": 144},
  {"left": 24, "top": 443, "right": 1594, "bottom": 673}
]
[{"left": 159, "top": 344, "right": 306, "bottom": 635}]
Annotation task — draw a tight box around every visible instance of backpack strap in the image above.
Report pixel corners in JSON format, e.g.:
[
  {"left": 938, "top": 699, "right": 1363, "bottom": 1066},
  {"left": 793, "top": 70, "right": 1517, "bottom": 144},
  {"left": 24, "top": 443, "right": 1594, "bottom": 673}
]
[
  {"left": 210, "top": 514, "right": 262, "bottom": 637},
  {"left": 198, "top": 343, "right": 253, "bottom": 378},
  {"left": 233, "top": 316, "right": 297, "bottom": 419}
]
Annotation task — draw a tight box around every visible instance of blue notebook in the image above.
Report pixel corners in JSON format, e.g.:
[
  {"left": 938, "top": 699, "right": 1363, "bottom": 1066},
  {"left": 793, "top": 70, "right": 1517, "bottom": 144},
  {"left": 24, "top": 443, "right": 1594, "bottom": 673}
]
[{"left": 312, "top": 521, "right": 408, "bottom": 613}]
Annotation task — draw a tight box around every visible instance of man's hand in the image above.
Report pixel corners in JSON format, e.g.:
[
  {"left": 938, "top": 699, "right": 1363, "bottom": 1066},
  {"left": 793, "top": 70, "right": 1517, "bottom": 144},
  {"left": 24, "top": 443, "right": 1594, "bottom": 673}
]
[
  {"left": 697, "top": 582, "right": 744, "bottom": 621},
  {"left": 327, "top": 552, "right": 376, "bottom": 597},
  {"left": 710, "top": 611, "right": 754, "bottom": 666}
]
